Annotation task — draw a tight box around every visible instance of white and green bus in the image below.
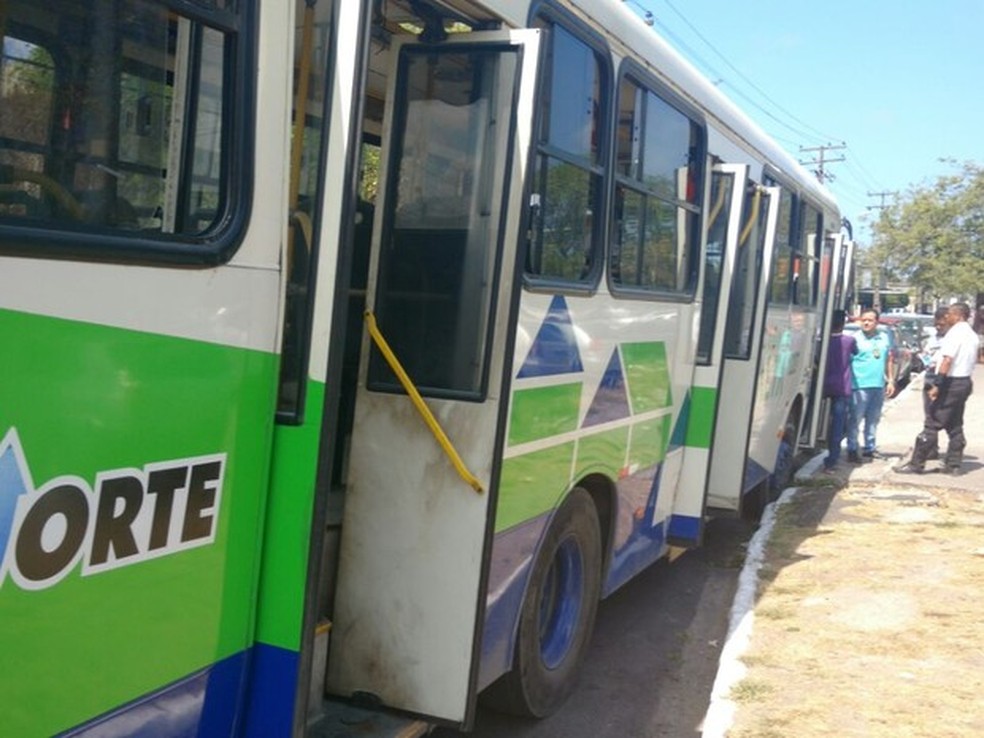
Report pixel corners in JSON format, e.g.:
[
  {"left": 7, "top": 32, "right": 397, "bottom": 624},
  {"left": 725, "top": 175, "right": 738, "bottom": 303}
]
[{"left": 0, "top": 0, "right": 852, "bottom": 735}]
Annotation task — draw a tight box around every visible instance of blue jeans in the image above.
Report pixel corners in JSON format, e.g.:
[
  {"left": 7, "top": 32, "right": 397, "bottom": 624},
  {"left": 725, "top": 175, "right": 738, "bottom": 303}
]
[
  {"left": 826, "top": 395, "right": 850, "bottom": 466},
  {"left": 849, "top": 387, "right": 885, "bottom": 453}
]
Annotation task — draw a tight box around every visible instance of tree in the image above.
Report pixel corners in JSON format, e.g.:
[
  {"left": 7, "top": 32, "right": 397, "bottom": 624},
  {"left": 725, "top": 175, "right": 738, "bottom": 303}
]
[{"left": 873, "top": 161, "right": 984, "bottom": 304}]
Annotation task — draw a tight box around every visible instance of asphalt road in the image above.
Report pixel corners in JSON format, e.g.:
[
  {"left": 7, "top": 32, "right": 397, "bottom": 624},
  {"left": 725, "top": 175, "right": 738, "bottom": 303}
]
[{"left": 433, "top": 516, "right": 757, "bottom": 738}]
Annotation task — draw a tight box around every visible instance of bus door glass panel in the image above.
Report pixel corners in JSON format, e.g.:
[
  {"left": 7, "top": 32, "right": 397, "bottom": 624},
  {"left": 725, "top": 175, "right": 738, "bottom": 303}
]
[
  {"left": 809, "top": 231, "right": 846, "bottom": 446},
  {"left": 369, "top": 47, "right": 516, "bottom": 397},
  {"left": 829, "top": 233, "right": 843, "bottom": 308},
  {"left": 696, "top": 170, "right": 735, "bottom": 362},
  {"left": 840, "top": 238, "right": 856, "bottom": 311},
  {"left": 833, "top": 234, "right": 856, "bottom": 312},
  {"left": 768, "top": 186, "right": 795, "bottom": 305},
  {"left": 796, "top": 202, "right": 821, "bottom": 306},
  {"left": 724, "top": 187, "right": 771, "bottom": 359}
]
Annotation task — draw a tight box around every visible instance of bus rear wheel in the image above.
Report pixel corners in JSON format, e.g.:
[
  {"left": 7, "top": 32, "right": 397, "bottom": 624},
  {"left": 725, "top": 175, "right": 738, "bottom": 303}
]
[
  {"left": 484, "top": 487, "right": 602, "bottom": 718},
  {"left": 769, "top": 415, "right": 798, "bottom": 499}
]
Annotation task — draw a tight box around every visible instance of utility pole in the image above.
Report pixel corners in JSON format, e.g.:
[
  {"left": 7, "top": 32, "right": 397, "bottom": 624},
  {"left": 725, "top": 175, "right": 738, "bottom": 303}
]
[
  {"left": 863, "top": 192, "right": 896, "bottom": 313},
  {"left": 799, "top": 142, "right": 846, "bottom": 184},
  {"left": 865, "top": 191, "right": 896, "bottom": 211}
]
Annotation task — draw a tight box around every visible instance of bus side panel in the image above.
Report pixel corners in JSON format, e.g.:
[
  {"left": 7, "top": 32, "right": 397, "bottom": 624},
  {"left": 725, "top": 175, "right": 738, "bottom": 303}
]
[
  {"left": 479, "top": 291, "right": 694, "bottom": 689},
  {"left": 0, "top": 304, "right": 278, "bottom": 737}
]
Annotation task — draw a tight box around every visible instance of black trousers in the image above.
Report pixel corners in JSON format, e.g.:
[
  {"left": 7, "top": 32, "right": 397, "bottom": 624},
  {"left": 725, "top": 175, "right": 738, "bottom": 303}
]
[{"left": 930, "top": 377, "right": 973, "bottom": 462}]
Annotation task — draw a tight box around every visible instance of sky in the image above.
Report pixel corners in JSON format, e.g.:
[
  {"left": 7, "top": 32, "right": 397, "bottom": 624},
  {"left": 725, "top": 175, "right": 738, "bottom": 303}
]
[{"left": 626, "top": 0, "right": 984, "bottom": 244}]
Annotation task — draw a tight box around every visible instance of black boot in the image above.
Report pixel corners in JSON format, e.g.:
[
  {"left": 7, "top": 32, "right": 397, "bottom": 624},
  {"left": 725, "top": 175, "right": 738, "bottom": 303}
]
[
  {"left": 894, "top": 460, "right": 925, "bottom": 474},
  {"left": 944, "top": 433, "right": 966, "bottom": 475},
  {"left": 894, "top": 432, "right": 935, "bottom": 474},
  {"left": 944, "top": 447, "right": 965, "bottom": 475}
]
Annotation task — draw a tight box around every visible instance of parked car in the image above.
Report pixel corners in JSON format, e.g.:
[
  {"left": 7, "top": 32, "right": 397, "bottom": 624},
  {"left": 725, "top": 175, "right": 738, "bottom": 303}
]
[
  {"left": 844, "top": 321, "right": 916, "bottom": 387},
  {"left": 880, "top": 313, "right": 934, "bottom": 358}
]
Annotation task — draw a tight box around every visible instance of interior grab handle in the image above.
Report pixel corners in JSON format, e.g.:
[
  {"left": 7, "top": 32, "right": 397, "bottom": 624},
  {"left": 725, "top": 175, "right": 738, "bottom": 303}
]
[{"left": 364, "top": 311, "right": 485, "bottom": 494}]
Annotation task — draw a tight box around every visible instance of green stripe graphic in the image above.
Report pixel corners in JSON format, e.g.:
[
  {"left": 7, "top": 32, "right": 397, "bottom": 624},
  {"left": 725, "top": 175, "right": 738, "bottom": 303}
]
[
  {"left": 685, "top": 386, "right": 718, "bottom": 448},
  {"left": 621, "top": 342, "right": 672, "bottom": 412},
  {"left": 507, "top": 382, "right": 581, "bottom": 446}
]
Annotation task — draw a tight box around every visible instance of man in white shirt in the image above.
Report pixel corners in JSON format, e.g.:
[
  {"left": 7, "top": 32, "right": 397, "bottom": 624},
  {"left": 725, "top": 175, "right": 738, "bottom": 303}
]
[{"left": 897, "top": 302, "right": 980, "bottom": 475}]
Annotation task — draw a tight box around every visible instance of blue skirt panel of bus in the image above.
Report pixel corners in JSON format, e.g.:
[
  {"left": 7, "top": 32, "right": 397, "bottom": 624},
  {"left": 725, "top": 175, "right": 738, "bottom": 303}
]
[
  {"left": 59, "top": 651, "right": 249, "bottom": 738},
  {"left": 58, "top": 643, "right": 300, "bottom": 738}
]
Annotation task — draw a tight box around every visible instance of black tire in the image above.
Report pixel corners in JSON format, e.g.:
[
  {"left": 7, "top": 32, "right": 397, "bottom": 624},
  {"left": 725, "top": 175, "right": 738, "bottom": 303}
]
[
  {"left": 741, "top": 480, "right": 769, "bottom": 522},
  {"left": 482, "top": 487, "right": 602, "bottom": 718},
  {"left": 743, "top": 414, "right": 797, "bottom": 522},
  {"left": 769, "top": 415, "right": 798, "bottom": 497}
]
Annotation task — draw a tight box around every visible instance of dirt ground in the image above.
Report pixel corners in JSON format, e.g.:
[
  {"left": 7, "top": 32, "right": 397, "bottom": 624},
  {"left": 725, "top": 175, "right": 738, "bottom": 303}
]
[{"left": 725, "top": 478, "right": 984, "bottom": 738}]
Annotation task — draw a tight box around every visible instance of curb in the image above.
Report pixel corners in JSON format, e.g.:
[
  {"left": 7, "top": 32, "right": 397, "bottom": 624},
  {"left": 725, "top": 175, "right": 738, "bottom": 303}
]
[{"left": 700, "top": 483, "right": 798, "bottom": 738}]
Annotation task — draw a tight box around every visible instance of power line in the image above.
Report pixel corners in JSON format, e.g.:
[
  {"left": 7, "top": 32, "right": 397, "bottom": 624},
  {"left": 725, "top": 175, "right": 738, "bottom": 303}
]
[
  {"left": 841, "top": 158, "right": 881, "bottom": 193},
  {"left": 845, "top": 149, "right": 888, "bottom": 193},
  {"left": 623, "top": 1, "right": 831, "bottom": 146},
  {"left": 657, "top": 0, "right": 840, "bottom": 143}
]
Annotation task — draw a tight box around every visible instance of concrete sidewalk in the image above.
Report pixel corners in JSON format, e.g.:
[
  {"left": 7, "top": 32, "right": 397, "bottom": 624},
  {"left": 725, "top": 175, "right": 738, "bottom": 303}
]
[{"left": 702, "top": 362, "right": 984, "bottom": 737}]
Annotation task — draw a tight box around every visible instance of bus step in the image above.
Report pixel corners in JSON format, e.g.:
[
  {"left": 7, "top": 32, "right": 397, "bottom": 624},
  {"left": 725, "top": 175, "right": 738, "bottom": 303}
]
[
  {"left": 308, "top": 699, "right": 429, "bottom": 738},
  {"left": 308, "top": 619, "right": 333, "bottom": 720}
]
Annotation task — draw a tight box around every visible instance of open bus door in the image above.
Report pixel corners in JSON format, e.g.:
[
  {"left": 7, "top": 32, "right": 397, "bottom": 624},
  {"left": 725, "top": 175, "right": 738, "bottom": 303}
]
[
  {"left": 703, "top": 171, "right": 780, "bottom": 515},
  {"left": 325, "top": 29, "right": 541, "bottom": 728},
  {"left": 804, "top": 231, "right": 850, "bottom": 447},
  {"left": 679, "top": 163, "right": 750, "bottom": 540},
  {"left": 809, "top": 232, "right": 855, "bottom": 446}
]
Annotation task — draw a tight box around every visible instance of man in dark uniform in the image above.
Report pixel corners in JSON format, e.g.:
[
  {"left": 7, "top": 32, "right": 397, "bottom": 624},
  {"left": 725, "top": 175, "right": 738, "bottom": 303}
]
[{"left": 896, "top": 303, "right": 980, "bottom": 475}]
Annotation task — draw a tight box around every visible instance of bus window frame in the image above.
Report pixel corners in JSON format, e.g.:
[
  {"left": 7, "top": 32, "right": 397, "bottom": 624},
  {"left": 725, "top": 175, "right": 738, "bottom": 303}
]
[
  {"left": 0, "top": 0, "right": 255, "bottom": 267},
  {"left": 607, "top": 58, "right": 705, "bottom": 303},
  {"left": 797, "top": 198, "right": 823, "bottom": 308},
  {"left": 762, "top": 169, "right": 798, "bottom": 307},
  {"left": 521, "top": 3, "right": 612, "bottom": 296}
]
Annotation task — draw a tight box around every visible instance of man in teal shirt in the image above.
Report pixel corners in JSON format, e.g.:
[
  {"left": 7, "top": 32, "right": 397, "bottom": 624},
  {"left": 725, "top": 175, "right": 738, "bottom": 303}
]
[{"left": 847, "top": 309, "right": 896, "bottom": 460}]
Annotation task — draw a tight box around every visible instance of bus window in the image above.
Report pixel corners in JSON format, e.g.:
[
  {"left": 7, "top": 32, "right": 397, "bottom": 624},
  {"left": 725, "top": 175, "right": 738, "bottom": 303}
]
[
  {"left": 525, "top": 21, "right": 606, "bottom": 286},
  {"left": 696, "top": 170, "right": 733, "bottom": 362},
  {"left": 0, "top": 0, "right": 246, "bottom": 259},
  {"left": 796, "top": 202, "right": 822, "bottom": 306},
  {"left": 611, "top": 75, "right": 701, "bottom": 295}
]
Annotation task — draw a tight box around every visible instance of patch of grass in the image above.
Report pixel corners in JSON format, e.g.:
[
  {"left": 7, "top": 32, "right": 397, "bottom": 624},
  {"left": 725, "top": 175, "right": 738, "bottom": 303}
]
[
  {"left": 739, "top": 653, "right": 774, "bottom": 668},
  {"left": 766, "top": 581, "right": 813, "bottom": 597},
  {"left": 729, "top": 678, "right": 775, "bottom": 704},
  {"left": 756, "top": 604, "right": 794, "bottom": 620}
]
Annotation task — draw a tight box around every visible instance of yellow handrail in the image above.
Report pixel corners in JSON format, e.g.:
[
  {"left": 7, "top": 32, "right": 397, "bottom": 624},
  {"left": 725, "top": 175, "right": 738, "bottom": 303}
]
[
  {"left": 364, "top": 311, "right": 484, "bottom": 494},
  {"left": 738, "top": 186, "right": 763, "bottom": 246},
  {"left": 707, "top": 175, "right": 728, "bottom": 228}
]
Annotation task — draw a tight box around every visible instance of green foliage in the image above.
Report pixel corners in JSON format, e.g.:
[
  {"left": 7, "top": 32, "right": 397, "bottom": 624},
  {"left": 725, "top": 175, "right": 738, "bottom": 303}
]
[
  {"left": 359, "top": 143, "right": 380, "bottom": 204},
  {"left": 872, "top": 161, "right": 984, "bottom": 302}
]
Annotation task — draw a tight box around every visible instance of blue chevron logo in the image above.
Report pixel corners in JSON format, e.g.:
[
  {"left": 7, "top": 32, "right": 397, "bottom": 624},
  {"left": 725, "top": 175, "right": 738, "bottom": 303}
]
[{"left": 0, "top": 429, "right": 31, "bottom": 575}]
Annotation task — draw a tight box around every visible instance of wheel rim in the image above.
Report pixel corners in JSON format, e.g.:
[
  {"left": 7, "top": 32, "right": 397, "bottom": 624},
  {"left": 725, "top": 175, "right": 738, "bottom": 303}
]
[{"left": 538, "top": 535, "right": 583, "bottom": 670}]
